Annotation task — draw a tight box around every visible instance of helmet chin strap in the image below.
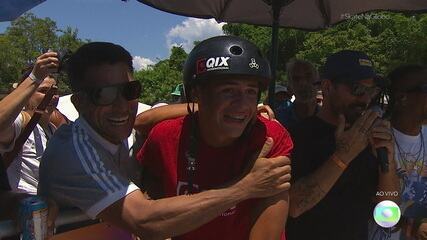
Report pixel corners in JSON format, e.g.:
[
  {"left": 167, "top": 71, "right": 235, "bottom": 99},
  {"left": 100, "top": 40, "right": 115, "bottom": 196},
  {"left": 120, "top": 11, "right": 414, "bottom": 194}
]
[
  {"left": 185, "top": 107, "right": 198, "bottom": 194},
  {"left": 187, "top": 102, "right": 196, "bottom": 115}
]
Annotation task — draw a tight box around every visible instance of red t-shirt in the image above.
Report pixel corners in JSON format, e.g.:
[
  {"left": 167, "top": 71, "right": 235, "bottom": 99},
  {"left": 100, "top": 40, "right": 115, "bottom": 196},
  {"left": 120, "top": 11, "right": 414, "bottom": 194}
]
[{"left": 137, "top": 114, "right": 293, "bottom": 240}]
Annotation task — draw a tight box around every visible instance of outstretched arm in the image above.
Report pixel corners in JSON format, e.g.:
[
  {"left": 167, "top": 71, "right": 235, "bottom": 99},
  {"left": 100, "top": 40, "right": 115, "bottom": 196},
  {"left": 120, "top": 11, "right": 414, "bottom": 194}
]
[
  {"left": 0, "top": 52, "right": 58, "bottom": 155},
  {"left": 99, "top": 138, "right": 291, "bottom": 240},
  {"left": 134, "top": 103, "right": 198, "bottom": 136}
]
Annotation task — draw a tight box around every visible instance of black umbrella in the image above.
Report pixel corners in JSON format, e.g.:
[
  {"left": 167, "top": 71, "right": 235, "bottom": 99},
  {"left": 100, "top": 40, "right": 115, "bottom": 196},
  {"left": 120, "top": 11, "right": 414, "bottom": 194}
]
[
  {"left": 0, "top": 0, "right": 46, "bottom": 22},
  {"left": 137, "top": 0, "right": 427, "bottom": 107}
]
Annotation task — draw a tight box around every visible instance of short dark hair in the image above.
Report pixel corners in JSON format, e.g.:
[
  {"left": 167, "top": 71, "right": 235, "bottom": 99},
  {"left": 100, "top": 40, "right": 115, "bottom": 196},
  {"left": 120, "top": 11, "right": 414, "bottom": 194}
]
[
  {"left": 388, "top": 64, "right": 425, "bottom": 92},
  {"left": 386, "top": 64, "right": 426, "bottom": 114},
  {"left": 67, "top": 42, "right": 133, "bottom": 92},
  {"left": 286, "top": 59, "right": 318, "bottom": 83}
]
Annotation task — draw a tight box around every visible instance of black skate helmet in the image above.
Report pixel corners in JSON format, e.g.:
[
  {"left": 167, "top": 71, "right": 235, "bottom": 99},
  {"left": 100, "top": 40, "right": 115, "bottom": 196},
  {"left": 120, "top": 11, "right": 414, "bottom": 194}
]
[{"left": 183, "top": 35, "right": 271, "bottom": 102}]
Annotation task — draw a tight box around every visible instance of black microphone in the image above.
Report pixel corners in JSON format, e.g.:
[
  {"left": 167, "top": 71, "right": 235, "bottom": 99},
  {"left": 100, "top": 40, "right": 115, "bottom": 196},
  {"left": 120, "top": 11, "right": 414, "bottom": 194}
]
[
  {"left": 377, "top": 146, "right": 389, "bottom": 173},
  {"left": 370, "top": 106, "right": 389, "bottom": 173}
]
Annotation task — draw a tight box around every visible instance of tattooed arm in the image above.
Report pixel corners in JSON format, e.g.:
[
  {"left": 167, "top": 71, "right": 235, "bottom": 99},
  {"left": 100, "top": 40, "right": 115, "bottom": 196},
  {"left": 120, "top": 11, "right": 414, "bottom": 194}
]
[
  {"left": 289, "top": 111, "right": 380, "bottom": 217},
  {"left": 289, "top": 154, "right": 347, "bottom": 217}
]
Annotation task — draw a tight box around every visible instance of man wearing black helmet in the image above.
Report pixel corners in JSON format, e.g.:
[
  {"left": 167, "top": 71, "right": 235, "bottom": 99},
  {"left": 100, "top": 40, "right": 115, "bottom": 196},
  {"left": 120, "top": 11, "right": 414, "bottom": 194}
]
[
  {"left": 39, "top": 41, "right": 292, "bottom": 239},
  {"left": 137, "top": 36, "right": 293, "bottom": 240}
]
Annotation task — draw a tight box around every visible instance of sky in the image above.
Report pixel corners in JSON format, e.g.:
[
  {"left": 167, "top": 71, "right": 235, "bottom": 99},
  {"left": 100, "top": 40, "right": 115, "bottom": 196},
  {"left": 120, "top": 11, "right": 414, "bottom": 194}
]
[{"left": 0, "top": 0, "right": 226, "bottom": 70}]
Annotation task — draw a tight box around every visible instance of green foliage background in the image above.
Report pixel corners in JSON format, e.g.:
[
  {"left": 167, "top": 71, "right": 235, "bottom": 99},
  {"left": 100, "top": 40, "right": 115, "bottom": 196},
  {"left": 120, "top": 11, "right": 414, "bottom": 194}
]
[
  {"left": 1, "top": 12, "right": 426, "bottom": 104},
  {"left": 223, "top": 12, "right": 427, "bottom": 86},
  {"left": 135, "top": 46, "right": 187, "bottom": 104},
  {"left": 0, "top": 13, "right": 88, "bottom": 94}
]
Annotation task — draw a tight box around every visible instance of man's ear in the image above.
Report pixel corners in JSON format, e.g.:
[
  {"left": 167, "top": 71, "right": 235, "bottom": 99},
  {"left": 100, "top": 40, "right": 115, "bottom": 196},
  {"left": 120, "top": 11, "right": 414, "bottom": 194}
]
[
  {"left": 288, "top": 81, "right": 294, "bottom": 93},
  {"left": 321, "top": 79, "right": 331, "bottom": 96},
  {"left": 395, "top": 92, "right": 408, "bottom": 106}
]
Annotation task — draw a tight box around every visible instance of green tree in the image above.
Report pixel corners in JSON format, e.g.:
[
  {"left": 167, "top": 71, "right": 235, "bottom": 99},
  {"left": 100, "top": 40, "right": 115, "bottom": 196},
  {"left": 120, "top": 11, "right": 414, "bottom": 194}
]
[
  {"left": 223, "top": 12, "right": 427, "bottom": 80},
  {"left": 58, "top": 27, "right": 89, "bottom": 53},
  {"left": 133, "top": 45, "right": 189, "bottom": 104},
  {"left": 135, "top": 59, "right": 183, "bottom": 105},
  {"left": 6, "top": 13, "right": 58, "bottom": 63},
  {"left": 137, "top": 12, "right": 427, "bottom": 104},
  {"left": 223, "top": 24, "right": 308, "bottom": 84},
  {"left": 298, "top": 12, "right": 427, "bottom": 75},
  {"left": 0, "top": 13, "right": 88, "bottom": 93},
  {"left": 168, "top": 46, "right": 188, "bottom": 72},
  {"left": 0, "top": 34, "right": 23, "bottom": 89}
]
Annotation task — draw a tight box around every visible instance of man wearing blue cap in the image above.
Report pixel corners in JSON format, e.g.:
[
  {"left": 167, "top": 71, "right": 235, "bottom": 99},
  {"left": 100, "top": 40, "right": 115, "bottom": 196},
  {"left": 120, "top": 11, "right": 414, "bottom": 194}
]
[{"left": 286, "top": 50, "right": 400, "bottom": 240}]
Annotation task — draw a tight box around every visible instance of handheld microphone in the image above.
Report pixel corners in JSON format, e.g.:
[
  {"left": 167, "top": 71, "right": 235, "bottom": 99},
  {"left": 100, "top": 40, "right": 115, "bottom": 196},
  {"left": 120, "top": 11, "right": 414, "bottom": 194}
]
[
  {"left": 377, "top": 147, "right": 389, "bottom": 173},
  {"left": 370, "top": 106, "right": 389, "bottom": 173}
]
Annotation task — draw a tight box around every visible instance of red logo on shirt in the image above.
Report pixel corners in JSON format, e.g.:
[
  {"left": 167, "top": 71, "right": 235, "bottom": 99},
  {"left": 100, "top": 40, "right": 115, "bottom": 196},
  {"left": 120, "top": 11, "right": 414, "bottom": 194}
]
[
  {"left": 196, "top": 58, "right": 207, "bottom": 74},
  {"left": 221, "top": 206, "right": 236, "bottom": 217}
]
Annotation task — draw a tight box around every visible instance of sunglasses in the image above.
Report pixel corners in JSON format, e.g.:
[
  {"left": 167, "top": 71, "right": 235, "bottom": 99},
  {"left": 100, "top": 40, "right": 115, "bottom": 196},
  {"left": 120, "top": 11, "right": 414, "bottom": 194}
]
[
  {"left": 83, "top": 81, "right": 141, "bottom": 106},
  {"left": 336, "top": 81, "right": 380, "bottom": 97},
  {"left": 406, "top": 83, "right": 427, "bottom": 93}
]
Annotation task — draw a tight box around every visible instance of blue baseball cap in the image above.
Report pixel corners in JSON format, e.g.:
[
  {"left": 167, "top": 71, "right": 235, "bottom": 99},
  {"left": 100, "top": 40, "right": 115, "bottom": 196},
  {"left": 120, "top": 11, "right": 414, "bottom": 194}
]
[{"left": 321, "top": 50, "right": 376, "bottom": 83}]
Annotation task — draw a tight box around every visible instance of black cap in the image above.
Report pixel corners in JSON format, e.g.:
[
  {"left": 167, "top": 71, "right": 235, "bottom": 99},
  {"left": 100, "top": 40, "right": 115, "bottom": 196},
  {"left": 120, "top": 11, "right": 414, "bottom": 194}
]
[{"left": 321, "top": 50, "right": 376, "bottom": 83}]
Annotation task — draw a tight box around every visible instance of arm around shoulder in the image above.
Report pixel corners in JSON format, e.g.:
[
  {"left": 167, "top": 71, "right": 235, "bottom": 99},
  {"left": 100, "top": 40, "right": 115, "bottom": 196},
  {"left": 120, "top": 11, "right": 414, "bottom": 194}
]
[
  {"left": 98, "top": 183, "right": 251, "bottom": 240},
  {"left": 134, "top": 104, "right": 197, "bottom": 136},
  {"left": 99, "top": 142, "right": 292, "bottom": 239}
]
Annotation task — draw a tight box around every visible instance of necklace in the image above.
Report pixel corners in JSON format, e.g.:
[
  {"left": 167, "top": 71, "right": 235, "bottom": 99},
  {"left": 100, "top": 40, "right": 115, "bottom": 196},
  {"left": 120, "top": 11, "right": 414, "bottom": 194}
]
[{"left": 392, "top": 128, "right": 426, "bottom": 181}]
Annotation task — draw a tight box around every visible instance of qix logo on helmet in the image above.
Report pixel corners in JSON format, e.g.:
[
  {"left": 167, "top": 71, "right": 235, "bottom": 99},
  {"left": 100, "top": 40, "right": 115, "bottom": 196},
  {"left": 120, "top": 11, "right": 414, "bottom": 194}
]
[{"left": 196, "top": 57, "right": 230, "bottom": 74}]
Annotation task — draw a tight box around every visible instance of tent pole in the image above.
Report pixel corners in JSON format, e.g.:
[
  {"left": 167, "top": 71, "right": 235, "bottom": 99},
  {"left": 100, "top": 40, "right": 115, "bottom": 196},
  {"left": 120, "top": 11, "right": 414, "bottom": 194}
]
[{"left": 267, "top": 0, "right": 281, "bottom": 109}]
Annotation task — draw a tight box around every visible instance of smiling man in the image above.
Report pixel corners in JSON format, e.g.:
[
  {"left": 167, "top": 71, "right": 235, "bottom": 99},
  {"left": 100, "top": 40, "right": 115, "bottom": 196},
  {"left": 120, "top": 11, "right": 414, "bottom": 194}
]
[
  {"left": 388, "top": 65, "right": 427, "bottom": 239},
  {"left": 137, "top": 36, "right": 293, "bottom": 240},
  {"left": 38, "top": 42, "right": 293, "bottom": 239}
]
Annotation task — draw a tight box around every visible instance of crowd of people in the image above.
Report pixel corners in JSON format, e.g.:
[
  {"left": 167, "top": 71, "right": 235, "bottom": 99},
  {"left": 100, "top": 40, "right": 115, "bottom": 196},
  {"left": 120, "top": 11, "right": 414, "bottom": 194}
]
[{"left": 0, "top": 35, "right": 426, "bottom": 240}]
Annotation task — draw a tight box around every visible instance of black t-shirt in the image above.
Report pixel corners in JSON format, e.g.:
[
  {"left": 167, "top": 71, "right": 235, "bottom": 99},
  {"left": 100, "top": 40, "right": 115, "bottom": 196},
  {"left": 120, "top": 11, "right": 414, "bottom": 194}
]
[
  {"left": 286, "top": 116, "right": 379, "bottom": 240},
  {"left": 0, "top": 155, "right": 11, "bottom": 191}
]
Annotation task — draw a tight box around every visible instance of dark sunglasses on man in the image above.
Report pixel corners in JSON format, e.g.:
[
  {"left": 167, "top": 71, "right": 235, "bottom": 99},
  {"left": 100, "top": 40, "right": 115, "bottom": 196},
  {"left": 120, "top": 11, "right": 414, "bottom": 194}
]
[
  {"left": 406, "top": 83, "right": 427, "bottom": 93},
  {"left": 335, "top": 80, "right": 380, "bottom": 97},
  {"left": 349, "top": 83, "right": 381, "bottom": 97},
  {"left": 83, "top": 81, "right": 142, "bottom": 106}
]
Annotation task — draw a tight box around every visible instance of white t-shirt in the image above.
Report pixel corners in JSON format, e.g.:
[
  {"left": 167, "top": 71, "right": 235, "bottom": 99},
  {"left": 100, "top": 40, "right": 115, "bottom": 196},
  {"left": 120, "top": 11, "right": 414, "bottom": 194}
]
[
  {"left": 0, "top": 113, "right": 55, "bottom": 195},
  {"left": 393, "top": 126, "right": 427, "bottom": 216}
]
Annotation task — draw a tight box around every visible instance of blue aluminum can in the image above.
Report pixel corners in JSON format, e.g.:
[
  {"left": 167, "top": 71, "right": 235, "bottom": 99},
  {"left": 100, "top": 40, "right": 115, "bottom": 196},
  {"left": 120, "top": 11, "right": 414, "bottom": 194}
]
[{"left": 19, "top": 196, "right": 48, "bottom": 240}]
